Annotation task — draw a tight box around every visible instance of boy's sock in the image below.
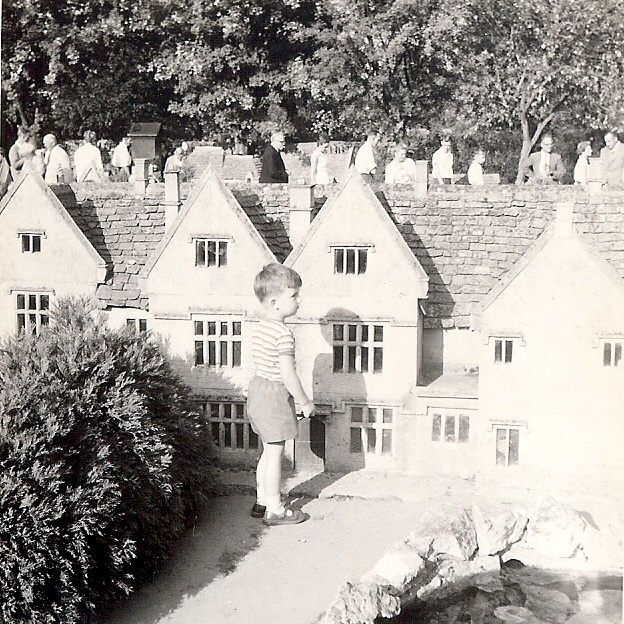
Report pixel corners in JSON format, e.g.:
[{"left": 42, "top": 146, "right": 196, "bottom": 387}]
[{"left": 265, "top": 495, "right": 284, "bottom": 515}]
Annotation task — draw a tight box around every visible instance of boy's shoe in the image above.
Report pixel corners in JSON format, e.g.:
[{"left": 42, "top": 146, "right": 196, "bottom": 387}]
[
  {"left": 263, "top": 508, "right": 309, "bottom": 526},
  {"left": 250, "top": 503, "right": 266, "bottom": 518}
]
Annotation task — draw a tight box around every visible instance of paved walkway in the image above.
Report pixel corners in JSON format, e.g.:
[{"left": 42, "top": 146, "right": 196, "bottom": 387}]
[{"left": 100, "top": 470, "right": 622, "bottom": 624}]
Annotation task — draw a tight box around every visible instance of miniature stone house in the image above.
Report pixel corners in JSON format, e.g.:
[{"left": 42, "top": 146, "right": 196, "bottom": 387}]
[{"left": 0, "top": 167, "right": 622, "bottom": 492}]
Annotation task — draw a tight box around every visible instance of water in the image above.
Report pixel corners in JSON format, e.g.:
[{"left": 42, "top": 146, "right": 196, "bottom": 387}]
[{"left": 377, "top": 559, "right": 622, "bottom": 624}]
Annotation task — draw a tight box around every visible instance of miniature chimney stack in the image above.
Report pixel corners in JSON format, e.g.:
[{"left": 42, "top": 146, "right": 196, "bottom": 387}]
[
  {"left": 554, "top": 202, "right": 574, "bottom": 238},
  {"left": 288, "top": 183, "right": 314, "bottom": 249},
  {"left": 164, "top": 171, "right": 182, "bottom": 231}
]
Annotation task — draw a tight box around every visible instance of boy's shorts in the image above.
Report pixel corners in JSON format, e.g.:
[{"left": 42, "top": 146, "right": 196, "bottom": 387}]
[{"left": 247, "top": 376, "right": 297, "bottom": 443}]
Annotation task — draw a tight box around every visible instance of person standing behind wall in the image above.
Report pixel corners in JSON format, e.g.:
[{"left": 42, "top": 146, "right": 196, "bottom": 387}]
[
  {"left": 310, "top": 134, "right": 332, "bottom": 184},
  {"left": 431, "top": 134, "right": 454, "bottom": 185},
  {"left": 354, "top": 130, "right": 380, "bottom": 182},
  {"left": 111, "top": 137, "right": 132, "bottom": 182},
  {"left": 43, "top": 134, "right": 72, "bottom": 184},
  {"left": 260, "top": 132, "right": 289, "bottom": 183},
  {"left": 600, "top": 131, "right": 624, "bottom": 185},
  {"left": 74, "top": 131, "right": 104, "bottom": 182},
  {"left": 8, "top": 126, "right": 36, "bottom": 180}
]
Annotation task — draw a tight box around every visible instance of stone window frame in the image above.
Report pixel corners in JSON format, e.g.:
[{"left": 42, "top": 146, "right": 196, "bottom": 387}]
[
  {"left": 431, "top": 412, "right": 470, "bottom": 444},
  {"left": 202, "top": 400, "right": 260, "bottom": 452},
  {"left": 15, "top": 291, "right": 51, "bottom": 335},
  {"left": 126, "top": 318, "right": 148, "bottom": 333},
  {"left": 486, "top": 333, "right": 525, "bottom": 365},
  {"left": 598, "top": 337, "right": 623, "bottom": 368},
  {"left": 495, "top": 426, "right": 520, "bottom": 467},
  {"left": 193, "top": 316, "right": 242, "bottom": 368},
  {"left": 19, "top": 231, "right": 45, "bottom": 253},
  {"left": 348, "top": 404, "right": 394, "bottom": 456},
  {"left": 193, "top": 237, "right": 229, "bottom": 268},
  {"left": 331, "top": 245, "right": 372, "bottom": 275},
  {"left": 332, "top": 322, "right": 384, "bottom": 373}
]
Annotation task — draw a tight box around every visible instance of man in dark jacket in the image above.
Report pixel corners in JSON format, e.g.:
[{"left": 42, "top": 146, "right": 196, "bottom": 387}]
[{"left": 260, "top": 132, "right": 288, "bottom": 183}]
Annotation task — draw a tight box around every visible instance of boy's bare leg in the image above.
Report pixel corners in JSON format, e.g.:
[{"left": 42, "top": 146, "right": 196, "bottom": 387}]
[{"left": 263, "top": 440, "right": 285, "bottom": 514}]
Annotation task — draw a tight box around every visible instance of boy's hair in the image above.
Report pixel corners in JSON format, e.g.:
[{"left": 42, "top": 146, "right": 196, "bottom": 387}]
[
  {"left": 254, "top": 263, "right": 302, "bottom": 303},
  {"left": 576, "top": 140, "right": 591, "bottom": 155}
]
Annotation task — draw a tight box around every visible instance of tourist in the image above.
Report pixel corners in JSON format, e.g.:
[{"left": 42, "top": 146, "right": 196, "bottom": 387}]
[
  {"left": 599, "top": 131, "right": 624, "bottom": 185},
  {"left": 310, "top": 134, "right": 332, "bottom": 184},
  {"left": 259, "top": 132, "right": 289, "bottom": 183},
  {"left": 43, "top": 134, "right": 72, "bottom": 184},
  {"left": 354, "top": 130, "right": 380, "bottom": 182},
  {"left": 247, "top": 263, "right": 314, "bottom": 525},
  {"left": 431, "top": 135, "right": 454, "bottom": 185},
  {"left": 468, "top": 148, "right": 486, "bottom": 186},
  {"left": 519, "top": 134, "right": 566, "bottom": 184},
  {"left": 384, "top": 143, "right": 419, "bottom": 184},
  {"left": 573, "top": 141, "right": 592, "bottom": 186},
  {"left": 8, "top": 126, "right": 36, "bottom": 180},
  {"left": 111, "top": 137, "right": 132, "bottom": 181},
  {"left": 0, "top": 149, "right": 12, "bottom": 197},
  {"left": 164, "top": 147, "right": 185, "bottom": 173},
  {"left": 74, "top": 130, "right": 104, "bottom": 182}
]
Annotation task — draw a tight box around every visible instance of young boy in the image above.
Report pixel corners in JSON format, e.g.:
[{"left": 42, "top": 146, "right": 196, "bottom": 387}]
[{"left": 247, "top": 263, "right": 315, "bottom": 525}]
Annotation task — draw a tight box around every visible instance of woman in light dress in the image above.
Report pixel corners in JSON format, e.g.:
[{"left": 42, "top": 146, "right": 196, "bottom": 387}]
[
  {"left": 310, "top": 134, "right": 332, "bottom": 184},
  {"left": 573, "top": 141, "right": 592, "bottom": 186}
]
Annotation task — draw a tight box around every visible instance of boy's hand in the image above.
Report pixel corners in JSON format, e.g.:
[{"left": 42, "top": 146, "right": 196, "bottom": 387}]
[{"left": 302, "top": 400, "right": 315, "bottom": 419}]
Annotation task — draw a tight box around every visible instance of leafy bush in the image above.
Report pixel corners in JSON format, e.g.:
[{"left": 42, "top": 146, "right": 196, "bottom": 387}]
[{"left": 0, "top": 298, "right": 214, "bottom": 623}]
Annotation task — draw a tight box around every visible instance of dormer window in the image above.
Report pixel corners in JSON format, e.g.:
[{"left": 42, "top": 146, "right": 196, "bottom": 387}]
[
  {"left": 333, "top": 247, "right": 368, "bottom": 274},
  {"left": 195, "top": 239, "right": 228, "bottom": 267},
  {"left": 602, "top": 340, "right": 622, "bottom": 367},
  {"left": 20, "top": 233, "right": 43, "bottom": 253}
]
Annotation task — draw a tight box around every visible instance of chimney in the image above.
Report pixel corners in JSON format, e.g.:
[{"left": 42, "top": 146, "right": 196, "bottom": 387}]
[
  {"left": 413, "top": 160, "right": 429, "bottom": 198},
  {"left": 554, "top": 202, "right": 574, "bottom": 238},
  {"left": 164, "top": 170, "right": 182, "bottom": 231},
  {"left": 133, "top": 158, "right": 150, "bottom": 195},
  {"left": 586, "top": 157, "right": 604, "bottom": 197},
  {"left": 288, "top": 183, "right": 314, "bottom": 248}
]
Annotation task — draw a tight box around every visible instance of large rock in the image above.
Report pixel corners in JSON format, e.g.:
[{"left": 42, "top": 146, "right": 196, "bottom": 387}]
[
  {"left": 493, "top": 605, "right": 547, "bottom": 623},
  {"left": 360, "top": 543, "right": 425, "bottom": 592},
  {"left": 473, "top": 504, "right": 529, "bottom": 555},
  {"left": 405, "top": 506, "right": 477, "bottom": 560},
  {"left": 521, "top": 498, "right": 587, "bottom": 558},
  {"left": 522, "top": 585, "right": 575, "bottom": 624},
  {"left": 320, "top": 581, "right": 401, "bottom": 624}
]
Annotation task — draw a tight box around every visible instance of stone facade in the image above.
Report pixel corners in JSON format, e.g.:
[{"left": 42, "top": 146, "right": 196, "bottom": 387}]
[{"left": 0, "top": 168, "right": 622, "bottom": 491}]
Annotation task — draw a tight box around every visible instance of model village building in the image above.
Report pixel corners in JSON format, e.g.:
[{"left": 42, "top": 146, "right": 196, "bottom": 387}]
[{"left": 0, "top": 166, "right": 622, "bottom": 493}]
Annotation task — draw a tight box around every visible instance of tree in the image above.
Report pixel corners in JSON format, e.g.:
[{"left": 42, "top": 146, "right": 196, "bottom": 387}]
[{"left": 429, "top": 0, "right": 624, "bottom": 181}]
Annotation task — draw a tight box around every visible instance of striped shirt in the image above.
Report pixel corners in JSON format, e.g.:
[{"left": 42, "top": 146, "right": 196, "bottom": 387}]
[{"left": 252, "top": 319, "right": 295, "bottom": 382}]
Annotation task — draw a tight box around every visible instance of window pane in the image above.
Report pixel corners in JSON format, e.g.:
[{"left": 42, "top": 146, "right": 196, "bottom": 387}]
[
  {"left": 232, "top": 322, "right": 242, "bottom": 335},
  {"left": 334, "top": 248, "right": 344, "bottom": 273},
  {"left": 17, "top": 294, "right": 25, "bottom": 310},
  {"left": 208, "top": 341, "right": 216, "bottom": 365},
  {"left": 509, "top": 429, "right": 519, "bottom": 465},
  {"left": 348, "top": 324, "right": 357, "bottom": 341},
  {"left": 40, "top": 314, "right": 49, "bottom": 327},
  {"left": 39, "top": 295, "right": 49, "bottom": 310},
  {"left": 432, "top": 414, "right": 441, "bottom": 441},
  {"left": 211, "top": 422, "right": 220, "bottom": 446},
  {"left": 358, "top": 249, "right": 367, "bottom": 274},
  {"left": 220, "top": 341, "right": 228, "bottom": 366},
  {"left": 127, "top": 319, "right": 135, "bottom": 327},
  {"left": 374, "top": 326, "right": 383, "bottom": 342},
  {"left": 603, "top": 342, "right": 612, "bottom": 366},
  {"left": 346, "top": 249, "right": 356, "bottom": 274},
  {"left": 232, "top": 341, "right": 242, "bottom": 367},
  {"left": 194, "top": 341, "right": 204, "bottom": 365},
  {"left": 444, "top": 415, "right": 456, "bottom": 442},
  {"left": 22, "top": 235, "right": 30, "bottom": 252},
  {"left": 194, "top": 321, "right": 204, "bottom": 335},
  {"left": 220, "top": 322, "right": 228, "bottom": 335},
  {"left": 382, "top": 430, "right": 392, "bottom": 454},
  {"left": 28, "top": 295, "right": 37, "bottom": 310},
  {"left": 361, "top": 325, "right": 369, "bottom": 342},
  {"left": 139, "top": 319, "right": 147, "bottom": 332},
  {"left": 348, "top": 346, "right": 357, "bottom": 372},
  {"left": 235, "top": 404, "right": 245, "bottom": 419},
  {"left": 367, "top": 407, "right": 377, "bottom": 423},
  {"left": 350, "top": 428, "right": 362, "bottom": 453},
  {"left": 236, "top": 423, "right": 244, "bottom": 448},
  {"left": 360, "top": 346, "right": 369, "bottom": 372},
  {"left": 249, "top": 427, "right": 259, "bottom": 449},
  {"left": 195, "top": 240, "right": 206, "bottom": 266},
  {"left": 210, "top": 403, "right": 220, "bottom": 419},
  {"left": 33, "top": 236, "right": 41, "bottom": 252},
  {"left": 373, "top": 347, "right": 383, "bottom": 372},
  {"left": 333, "top": 324, "right": 344, "bottom": 341},
  {"left": 17, "top": 313, "right": 26, "bottom": 333},
  {"left": 495, "top": 339, "right": 502, "bottom": 363},
  {"left": 367, "top": 428, "right": 376, "bottom": 452},
  {"left": 615, "top": 343, "right": 622, "bottom": 367},
  {"left": 208, "top": 321, "right": 216, "bottom": 335},
  {"left": 219, "top": 242, "right": 228, "bottom": 267},
  {"left": 333, "top": 346, "right": 344, "bottom": 372},
  {"left": 224, "top": 423, "right": 232, "bottom": 448},
  {"left": 505, "top": 340, "right": 513, "bottom": 363},
  {"left": 207, "top": 241, "right": 216, "bottom": 266},
  {"left": 29, "top": 314, "right": 37, "bottom": 333},
  {"left": 223, "top": 404, "right": 232, "bottom": 419},
  {"left": 351, "top": 407, "right": 363, "bottom": 422},
  {"left": 383, "top": 409, "right": 393, "bottom": 423},
  {"left": 458, "top": 415, "right": 470, "bottom": 442},
  {"left": 496, "top": 428, "right": 507, "bottom": 465}
]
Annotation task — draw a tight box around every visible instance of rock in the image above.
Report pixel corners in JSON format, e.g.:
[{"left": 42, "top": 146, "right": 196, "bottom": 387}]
[
  {"left": 473, "top": 504, "right": 528, "bottom": 555},
  {"left": 360, "top": 544, "right": 425, "bottom": 592},
  {"left": 522, "top": 498, "right": 586, "bottom": 558},
  {"left": 577, "top": 589, "right": 622, "bottom": 623},
  {"left": 405, "top": 506, "right": 477, "bottom": 560},
  {"left": 522, "top": 585, "right": 575, "bottom": 624},
  {"left": 320, "top": 581, "right": 401, "bottom": 624},
  {"left": 493, "top": 605, "right": 547, "bottom": 623}
]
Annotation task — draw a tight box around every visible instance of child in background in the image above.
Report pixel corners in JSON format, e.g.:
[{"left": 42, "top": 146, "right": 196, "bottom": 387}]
[
  {"left": 248, "top": 263, "right": 315, "bottom": 525},
  {"left": 468, "top": 148, "right": 486, "bottom": 186},
  {"left": 574, "top": 141, "right": 592, "bottom": 186}
]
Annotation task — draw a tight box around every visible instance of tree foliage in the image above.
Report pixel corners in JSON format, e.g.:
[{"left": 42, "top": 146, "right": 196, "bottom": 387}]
[{"left": 0, "top": 298, "right": 213, "bottom": 623}]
